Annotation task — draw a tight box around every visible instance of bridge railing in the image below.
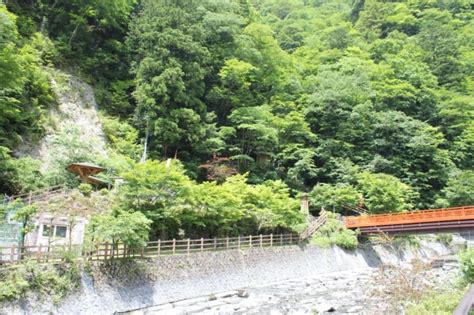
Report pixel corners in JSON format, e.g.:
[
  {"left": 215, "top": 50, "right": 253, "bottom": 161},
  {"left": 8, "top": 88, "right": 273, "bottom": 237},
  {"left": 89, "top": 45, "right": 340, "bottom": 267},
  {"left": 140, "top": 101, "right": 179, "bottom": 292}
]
[{"left": 345, "top": 206, "right": 474, "bottom": 228}]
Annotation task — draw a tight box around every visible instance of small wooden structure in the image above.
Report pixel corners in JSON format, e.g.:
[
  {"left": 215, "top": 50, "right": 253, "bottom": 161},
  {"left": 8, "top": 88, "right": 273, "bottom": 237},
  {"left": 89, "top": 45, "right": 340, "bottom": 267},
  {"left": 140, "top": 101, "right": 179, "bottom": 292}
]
[
  {"left": 25, "top": 213, "right": 89, "bottom": 248},
  {"left": 66, "top": 162, "right": 108, "bottom": 186}
]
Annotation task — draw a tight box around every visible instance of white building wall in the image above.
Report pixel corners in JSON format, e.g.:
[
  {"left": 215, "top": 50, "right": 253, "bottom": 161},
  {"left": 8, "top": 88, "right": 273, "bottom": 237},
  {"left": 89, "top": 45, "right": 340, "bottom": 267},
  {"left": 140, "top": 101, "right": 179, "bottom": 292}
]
[{"left": 24, "top": 213, "right": 89, "bottom": 247}]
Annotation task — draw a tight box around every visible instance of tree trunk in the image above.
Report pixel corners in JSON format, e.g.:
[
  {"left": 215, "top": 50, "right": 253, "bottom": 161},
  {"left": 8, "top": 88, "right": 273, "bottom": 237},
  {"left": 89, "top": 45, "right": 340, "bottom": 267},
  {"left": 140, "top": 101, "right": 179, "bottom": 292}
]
[{"left": 69, "top": 24, "right": 80, "bottom": 47}]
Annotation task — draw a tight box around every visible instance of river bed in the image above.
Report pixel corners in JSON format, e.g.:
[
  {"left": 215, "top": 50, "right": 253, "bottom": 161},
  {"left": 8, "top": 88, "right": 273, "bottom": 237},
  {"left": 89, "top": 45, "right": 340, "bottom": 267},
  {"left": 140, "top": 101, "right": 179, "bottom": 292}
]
[{"left": 126, "top": 260, "right": 460, "bottom": 315}]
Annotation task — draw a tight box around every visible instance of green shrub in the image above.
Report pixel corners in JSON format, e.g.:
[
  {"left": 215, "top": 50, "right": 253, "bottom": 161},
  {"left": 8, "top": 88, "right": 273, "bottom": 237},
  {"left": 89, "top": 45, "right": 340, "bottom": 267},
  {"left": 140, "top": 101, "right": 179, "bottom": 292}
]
[
  {"left": 0, "top": 268, "right": 29, "bottom": 301},
  {"left": 393, "top": 235, "right": 421, "bottom": 248},
  {"left": 406, "top": 289, "right": 464, "bottom": 315},
  {"left": 436, "top": 233, "right": 453, "bottom": 246},
  {"left": 309, "top": 183, "right": 361, "bottom": 213},
  {"left": 312, "top": 235, "right": 332, "bottom": 248},
  {"left": 78, "top": 183, "right": 93, "bottom": 196},
  {"left": 311, "top": 211, "right": 359, "bottom": 250},
  {"left": 0, "top": 259, "right": 81, "bottom": 303},
  {"left": 0, "top": 149, "right": 44, "bottom": 195},
  {"left": 333, "top": 229, "right": 359, "bottom": 250},
  {"left": 99, "top": 114, "right": 142, "bottom": 160},
  {"left": 43, "top": 126, "right": 100, "bottom": 188},
  {"left": 8, "top": 157, "right": 44, "bottom": 193},
  {"left": 460, "top": 248, "right": 474, "bottom": 284},
  {"left": 357, "top": 172, "right": 417, "bottom": 214},
  {"left": 30, "top": 32, "right": 58, "bottom": 66}
]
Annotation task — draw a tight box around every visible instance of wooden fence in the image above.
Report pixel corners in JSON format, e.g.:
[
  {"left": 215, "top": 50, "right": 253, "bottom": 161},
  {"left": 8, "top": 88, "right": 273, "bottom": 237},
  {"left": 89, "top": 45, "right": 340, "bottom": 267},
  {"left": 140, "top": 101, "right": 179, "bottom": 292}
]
[
  {"left": 0, "top": 244, "right": 83, "bottom": 264},
  {"left": 0, "top": 233, "right": 300, "bottom": 264}
]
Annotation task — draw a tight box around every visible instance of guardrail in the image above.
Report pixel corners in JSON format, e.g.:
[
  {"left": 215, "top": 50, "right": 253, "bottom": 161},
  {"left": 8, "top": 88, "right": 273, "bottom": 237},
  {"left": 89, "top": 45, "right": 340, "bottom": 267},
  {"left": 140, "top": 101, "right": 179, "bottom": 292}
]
[
  {"left": 454, "top": 284, "right": 474, "bottom": 315},
  {"left": 344, "top": 206, "right": 474, "bottom": 229},
  {"left": 0, "top": 233, "right": 301, "bottom": 264}
]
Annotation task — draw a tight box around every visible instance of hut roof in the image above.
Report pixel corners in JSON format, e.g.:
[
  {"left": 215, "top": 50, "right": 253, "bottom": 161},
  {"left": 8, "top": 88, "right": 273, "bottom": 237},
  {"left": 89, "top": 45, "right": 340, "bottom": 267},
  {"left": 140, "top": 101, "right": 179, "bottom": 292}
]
[
  {"left": 66, "top": 163, "right": 105, "bottom": 177},
  {"left": 86, "top": 176, "right": 109, "bottom": 186}
]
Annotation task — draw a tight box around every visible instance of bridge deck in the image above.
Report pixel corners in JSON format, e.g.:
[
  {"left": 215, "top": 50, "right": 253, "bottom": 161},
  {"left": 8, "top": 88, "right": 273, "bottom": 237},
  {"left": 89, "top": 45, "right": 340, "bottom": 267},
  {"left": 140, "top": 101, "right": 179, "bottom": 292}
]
[{"left": 344, "top": 206, "right": 474, "bottom": 229}]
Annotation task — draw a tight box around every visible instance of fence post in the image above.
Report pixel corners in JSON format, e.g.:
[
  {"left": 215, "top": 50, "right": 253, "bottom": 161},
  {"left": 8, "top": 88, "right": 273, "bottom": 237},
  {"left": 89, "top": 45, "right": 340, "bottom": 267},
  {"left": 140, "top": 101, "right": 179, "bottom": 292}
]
[
  {"left": 280, "top": 234, "right": 283, "bottom": 246},
  {"left": 249, "top": 235, "right": 252, "bottom": 247},
  {"left": 92, "top": 244, "right": 97, "bottom": 261},
  {"left": 213, "top": 237, "right": 217, "bottom": 250},
  {"left": 226, "top": 236, "right": 229, "bottom": 249},
  {"left": 200, "top": 238, "right": 204, "bottom": 252},
  {"left": 141, "top": 244, "right": 145, "bottom": 258},
  {"left": 290, "top": 234, "right": 293, "bottom": 244},
  {"left": 238, "top": 236, "right": 241, "bottom": 250},
  {"left": 11, "top": 244, "right": 15, "bottom": 263},
  {"left": 104, "top": 242, "right": 109, "bottom": 260},
  {"left": 187, "top": 238, "right": 190, "bottom": 255},
  {"left": 172, "top": 239, "right": 176, "bottom": 255},
  {"left": 38, "top": 244, "right": 42, "bottom": 263},
  {"left": 260, "top": 234, "right": 263, "bottom": 247},
  {"left": 157, "top": 239, "right": 161, "bottom": 257},
  {"left": 270, "top": 234, "right": 273, "bottom": 247}
]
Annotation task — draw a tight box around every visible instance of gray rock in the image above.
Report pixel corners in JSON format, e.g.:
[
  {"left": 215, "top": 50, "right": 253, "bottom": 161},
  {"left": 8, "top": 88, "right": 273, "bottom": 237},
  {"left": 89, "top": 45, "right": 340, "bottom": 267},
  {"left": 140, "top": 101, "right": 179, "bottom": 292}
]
[{"left": 315, "top": 303, "right": 337, "bottom": 313}]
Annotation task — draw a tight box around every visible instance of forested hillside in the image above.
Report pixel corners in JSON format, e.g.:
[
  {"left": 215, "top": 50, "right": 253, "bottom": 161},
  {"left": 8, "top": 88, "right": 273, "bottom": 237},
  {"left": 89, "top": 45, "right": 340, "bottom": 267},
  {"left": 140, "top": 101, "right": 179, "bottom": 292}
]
[{"left": 1, "top": 0, "right": 473, "bottom": 214}]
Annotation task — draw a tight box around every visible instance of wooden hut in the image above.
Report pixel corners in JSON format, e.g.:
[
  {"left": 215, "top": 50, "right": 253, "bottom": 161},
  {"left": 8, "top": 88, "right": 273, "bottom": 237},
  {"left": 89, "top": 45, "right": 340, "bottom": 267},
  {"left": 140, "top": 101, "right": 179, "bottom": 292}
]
[{"left": 66, "top": 162, "right": 108, "bottom": 186}]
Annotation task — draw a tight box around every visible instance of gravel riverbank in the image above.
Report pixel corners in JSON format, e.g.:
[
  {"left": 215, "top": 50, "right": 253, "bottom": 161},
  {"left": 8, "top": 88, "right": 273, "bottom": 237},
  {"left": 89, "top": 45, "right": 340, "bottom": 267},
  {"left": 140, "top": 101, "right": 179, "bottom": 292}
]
[{"left": 123, "top": 261, "right": 460, "bottom": 315}]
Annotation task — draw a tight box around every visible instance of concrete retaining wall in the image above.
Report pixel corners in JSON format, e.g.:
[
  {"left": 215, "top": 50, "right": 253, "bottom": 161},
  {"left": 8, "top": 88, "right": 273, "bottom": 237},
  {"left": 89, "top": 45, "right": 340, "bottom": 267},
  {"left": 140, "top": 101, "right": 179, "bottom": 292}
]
[{"left": 0, "top": 238, "right": 455, "bottom": 315}]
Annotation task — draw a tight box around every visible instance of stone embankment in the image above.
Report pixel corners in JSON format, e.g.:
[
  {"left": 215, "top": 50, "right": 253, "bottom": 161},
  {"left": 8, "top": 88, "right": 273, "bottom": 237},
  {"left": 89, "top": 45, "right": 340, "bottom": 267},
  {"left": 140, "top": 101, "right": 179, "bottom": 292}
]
[{"left": 1, "top": 234, "right": 469, "bottom": 314}]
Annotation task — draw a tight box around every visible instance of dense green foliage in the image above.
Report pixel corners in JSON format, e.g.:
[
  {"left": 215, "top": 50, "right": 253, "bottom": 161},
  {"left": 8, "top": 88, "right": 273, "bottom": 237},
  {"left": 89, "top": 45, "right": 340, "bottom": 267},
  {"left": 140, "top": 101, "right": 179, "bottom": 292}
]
[
  {"left": 0, "top": 259, "right": 80, "bottom": 303},
  {"left": 0, "top": 4, "right": 55, "bottom": 150},
  {"left": 309, "top": 172, "right": 418, "bottom": 213},
  {"left": 88, "top": 210, "right": 152, "bottom": 249},
  {"left": 118, "top": 160, "right": 303, "bottom": 239},
  {"left": 438, "top": 170, "right": 474, "bottom": 206},
  {"left": 1, "top": 0, "right": 473, "bottom": 217},
  {"left": 311, "top": 211, "right": 358, "bottom": 249},
  {"left": 460, "top": 248, "right": 474, "bottom": 284}
]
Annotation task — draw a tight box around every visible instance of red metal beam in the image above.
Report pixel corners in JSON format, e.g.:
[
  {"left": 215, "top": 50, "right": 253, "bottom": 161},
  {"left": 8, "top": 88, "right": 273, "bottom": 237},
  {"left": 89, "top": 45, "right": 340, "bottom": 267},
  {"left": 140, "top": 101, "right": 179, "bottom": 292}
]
[
  {"left": 358, "top": 219, "right": 474, "bottom": 235},
  {"left": 345, "top": 206, "right": 474, "bottom": 229}
]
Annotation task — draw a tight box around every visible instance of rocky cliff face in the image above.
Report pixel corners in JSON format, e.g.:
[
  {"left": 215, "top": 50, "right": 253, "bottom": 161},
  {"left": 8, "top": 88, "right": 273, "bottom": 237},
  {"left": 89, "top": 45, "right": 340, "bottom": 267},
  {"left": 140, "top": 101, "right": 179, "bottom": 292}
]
[{"left": 15, "top": 70, "right": 107, "bottom": 171}]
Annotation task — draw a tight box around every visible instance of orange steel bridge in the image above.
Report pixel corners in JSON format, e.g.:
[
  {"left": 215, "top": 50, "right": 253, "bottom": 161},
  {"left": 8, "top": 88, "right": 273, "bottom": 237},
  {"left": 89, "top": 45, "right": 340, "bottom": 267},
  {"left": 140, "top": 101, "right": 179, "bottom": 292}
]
[{"left": 344, "top": 206, "right": 474, "bottom": 235}]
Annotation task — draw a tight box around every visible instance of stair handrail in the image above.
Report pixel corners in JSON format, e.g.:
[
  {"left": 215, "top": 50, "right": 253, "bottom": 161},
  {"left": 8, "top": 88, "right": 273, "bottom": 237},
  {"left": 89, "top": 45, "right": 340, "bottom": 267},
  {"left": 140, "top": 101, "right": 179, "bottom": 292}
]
[
  {"left": 2, "top": 184, "right": 67, "bottom": 205},
  {"left": 454, "top": 284, "right": 474, "bottom": 315},
  {"left": 300, "top": 212, "right": 327, "bottom": 240}
]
